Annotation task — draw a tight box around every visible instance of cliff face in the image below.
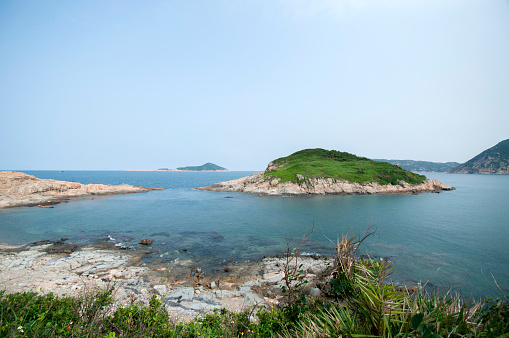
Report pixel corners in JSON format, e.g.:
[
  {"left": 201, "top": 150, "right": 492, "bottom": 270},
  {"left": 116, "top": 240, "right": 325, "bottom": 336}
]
[
  {"left": 449, "top": 139, "right": 509, "bottom": 174},
  {"left": 0, "top": 171, "right": 163, "bottom": 208},
  {"left": 197, "top": 170, "right": 454, "bottom": 196}
]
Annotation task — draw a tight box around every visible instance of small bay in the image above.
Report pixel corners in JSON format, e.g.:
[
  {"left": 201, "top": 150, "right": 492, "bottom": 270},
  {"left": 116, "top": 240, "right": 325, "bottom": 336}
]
[{"left": 0, "top": 170, "right": 507, "bottom": 300}]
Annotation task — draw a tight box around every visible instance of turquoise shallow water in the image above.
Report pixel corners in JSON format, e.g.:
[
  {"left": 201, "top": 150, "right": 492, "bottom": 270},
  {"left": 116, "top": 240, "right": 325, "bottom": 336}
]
[{"left": 0, "top": 170, "right": 508, "bottom": 299}]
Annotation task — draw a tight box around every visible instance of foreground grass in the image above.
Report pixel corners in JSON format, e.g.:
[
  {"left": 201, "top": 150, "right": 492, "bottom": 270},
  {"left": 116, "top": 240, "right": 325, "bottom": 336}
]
[
  {"left": 1, "top": 233, "right": 507, "bottom": 337},
  {"left": 264, "top": 148, "right": 427, "bottom": 185}
]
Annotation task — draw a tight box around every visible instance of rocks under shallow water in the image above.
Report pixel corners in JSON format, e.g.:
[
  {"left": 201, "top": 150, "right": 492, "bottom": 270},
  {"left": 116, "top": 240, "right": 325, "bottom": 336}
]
[
  {"left": 0, "top": 242, "right": 335, "bottom": 320},
  {"left": 139, "top": 239, "right": 153, "bottom": 245},
  {"left": 45, "top": 243, "right": 77, "bottom": 254}
]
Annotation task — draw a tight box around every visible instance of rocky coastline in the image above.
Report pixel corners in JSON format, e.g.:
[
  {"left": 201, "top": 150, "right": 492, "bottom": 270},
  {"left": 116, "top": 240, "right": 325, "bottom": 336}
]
[
  {"left": 197, "top": 170, "right": 455, "bottom": 196},
  {"left": 0, "top": 240, "right": 331, "bottom": 321},
  {"left": 0, "top": 171, "right": 164, "bottom": 209}
]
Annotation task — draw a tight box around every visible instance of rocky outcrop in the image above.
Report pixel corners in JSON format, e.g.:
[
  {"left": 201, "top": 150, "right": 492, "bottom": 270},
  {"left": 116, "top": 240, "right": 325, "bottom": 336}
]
[
  {"left": 139, "top": 239, "right": 153, "bottom": 245},
  {"left": 0, "top": 242, "right": 330, "bottom": 320},
  {"left": 197, "top": 170, "right": 455, "bottom": 195},
  {"left": 0, "top": 171, "right": 164, "bottom": 209}
]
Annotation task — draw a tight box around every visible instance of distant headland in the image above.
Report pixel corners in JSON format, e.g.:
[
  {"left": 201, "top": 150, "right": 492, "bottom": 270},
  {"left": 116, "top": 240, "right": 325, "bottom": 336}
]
[
  {"left": 374, "top": 138, "right": 509, "bottom": 175},
  {"left": 449, "top": 138, "right": 509, "bottom": 174},
  {"left": 373, "top": 159, "right": 460, "bottom": 173},
  {"left": 198, "top": 149, "right": 454, "bottom": 195}
]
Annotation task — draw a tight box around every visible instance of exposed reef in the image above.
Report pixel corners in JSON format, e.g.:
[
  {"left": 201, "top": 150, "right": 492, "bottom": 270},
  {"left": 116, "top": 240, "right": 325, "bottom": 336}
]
[{"left": 0, "top": 171, "right": 164, "bottom": 209}]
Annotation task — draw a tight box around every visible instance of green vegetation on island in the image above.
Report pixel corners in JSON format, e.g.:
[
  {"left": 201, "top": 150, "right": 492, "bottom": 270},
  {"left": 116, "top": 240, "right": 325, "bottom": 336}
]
[
  {"left": 449, "top": 138, "right": 509, "bottom": 174},
  {"left": 373, "top": 159, "right": 460, "bottom": 173},
  {"left": 265, "top": 148, "right": 427, "bottom": 185},
  {"left": 176, "top": 163, "right": 227, "bottom": 171}
]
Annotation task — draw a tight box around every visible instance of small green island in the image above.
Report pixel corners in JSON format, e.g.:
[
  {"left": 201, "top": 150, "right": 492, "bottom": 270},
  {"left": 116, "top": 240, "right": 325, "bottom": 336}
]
[
  {"left": 266, "top": 148, "right": 426, "bottom": 185},
  {"left": 198, "top": 148, "right": 454, "bottom": 195},
  {"left": 175, "top": 163, "right": 228, "bottom": 172}
]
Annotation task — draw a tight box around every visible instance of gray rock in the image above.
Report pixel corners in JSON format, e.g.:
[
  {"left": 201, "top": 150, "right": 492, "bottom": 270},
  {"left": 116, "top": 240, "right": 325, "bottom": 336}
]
[
  {"left": 164, "top": 287, "right": 195, "bottom": 302},
  {"left": 185, "top": 301, "right": 218, "bottom": 311},
  {"left": 153, "top": 284, "right": 167, "bottom": 295},
  {"left": 239, "top": 286, "right": 266, "bottom": 305},
  {"left": 308, "top": 287, "right": 322, "bottom": 298}
]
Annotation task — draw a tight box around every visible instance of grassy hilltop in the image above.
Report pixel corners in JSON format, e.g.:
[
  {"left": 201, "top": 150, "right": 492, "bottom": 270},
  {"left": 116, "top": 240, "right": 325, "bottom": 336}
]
[{"left": 264, "top": 148, "right": 427, "bottom": 185}]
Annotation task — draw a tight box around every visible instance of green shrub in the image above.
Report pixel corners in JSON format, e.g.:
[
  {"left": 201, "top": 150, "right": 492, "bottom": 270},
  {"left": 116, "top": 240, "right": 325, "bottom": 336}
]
[{"left": 479, "top": 293, "right": 509, "bottom": 336}]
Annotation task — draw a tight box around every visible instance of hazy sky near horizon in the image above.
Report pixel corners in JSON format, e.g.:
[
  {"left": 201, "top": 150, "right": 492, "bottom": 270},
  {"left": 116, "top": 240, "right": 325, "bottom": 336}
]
[{"left": 1, "top": 0, "right": 508, "bottom": 170}]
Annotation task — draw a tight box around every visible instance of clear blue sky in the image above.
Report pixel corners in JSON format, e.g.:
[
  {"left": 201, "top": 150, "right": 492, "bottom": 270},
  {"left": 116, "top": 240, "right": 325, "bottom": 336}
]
[{"left": 1, "top": 0, "right": 508, "bottom": 170}]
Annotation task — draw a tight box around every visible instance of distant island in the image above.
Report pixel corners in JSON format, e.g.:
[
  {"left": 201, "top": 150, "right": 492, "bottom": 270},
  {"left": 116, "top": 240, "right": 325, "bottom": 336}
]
[
  {"left": 449, "top": 138, "right": 509, "bottom": 174},
  {"left": 175, "top": 163, "right": 228, "bottom": 172},
  {"left": 373, "top": 159, "right": 460, "bottom": 173},
  {"left": 198, "top": 149, "right": 454, "bottom": 195},
  {"left": 151, "top": 163, "right": 228, "bottom": 172}
]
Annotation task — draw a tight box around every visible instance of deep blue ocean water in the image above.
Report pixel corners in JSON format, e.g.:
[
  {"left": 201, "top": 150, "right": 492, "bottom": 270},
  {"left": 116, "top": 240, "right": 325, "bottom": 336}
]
[{"left": 1, "top": 170, "right": 508, "bottom": 300}]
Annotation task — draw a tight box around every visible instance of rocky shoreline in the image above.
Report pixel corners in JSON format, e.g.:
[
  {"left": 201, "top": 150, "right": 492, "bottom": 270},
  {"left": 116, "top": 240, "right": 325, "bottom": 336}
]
[
  {"left": 197, "top": 171, "right": 455, "bottom": 196},
  {"left": 0, "top": 171, "right": 164, "bottom": 209},
  {"left": 0, "top": 240, "right": 331, "bottom": 321}
]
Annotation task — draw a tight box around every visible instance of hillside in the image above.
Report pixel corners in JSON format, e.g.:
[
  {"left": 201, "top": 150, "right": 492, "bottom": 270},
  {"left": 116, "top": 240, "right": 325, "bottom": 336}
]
[
  {"left": 373, "top": 159, "right": 460, "bottom": 173},
  {"left": 449, "top": 139, "right": 509, "bottom": 174},
  {"left": 266, "top": 148, "right": 426, "bottom": 185},
  {"left": 176, "top": 163, "right": 228, "bottom": 171}
]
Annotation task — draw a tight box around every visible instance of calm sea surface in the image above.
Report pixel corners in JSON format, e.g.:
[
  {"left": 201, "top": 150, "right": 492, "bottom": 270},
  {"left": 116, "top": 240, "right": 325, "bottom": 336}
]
[{"left": 1, "top": 171, "right": 508, "bottom": 299}]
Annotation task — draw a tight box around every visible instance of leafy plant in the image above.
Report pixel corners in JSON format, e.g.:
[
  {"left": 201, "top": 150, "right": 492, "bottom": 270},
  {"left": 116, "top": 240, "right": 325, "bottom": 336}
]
[
  {"left": 411, "top": 313, "right": 440, "bottom": 338},
  {"left": 296, "top": 227, "right": 498, "bottom": 338},
  {"left": 281, "top": 225, "right": 314, "bottom": 304}
]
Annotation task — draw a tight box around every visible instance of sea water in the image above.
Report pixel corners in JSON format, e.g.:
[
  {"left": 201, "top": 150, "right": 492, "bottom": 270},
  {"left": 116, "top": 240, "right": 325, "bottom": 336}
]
[{"left": 0, "top": 170, "right": 507, "bottom": 300}]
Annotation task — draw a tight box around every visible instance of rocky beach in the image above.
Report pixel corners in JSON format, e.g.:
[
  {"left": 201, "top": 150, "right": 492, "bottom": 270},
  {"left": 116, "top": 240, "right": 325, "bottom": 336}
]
[
  {"left": 0, "top": 240, "right": 330, "bottom": 321},
  {"left": 0, "top": 171, "right": 164, "bottom": 209}
]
